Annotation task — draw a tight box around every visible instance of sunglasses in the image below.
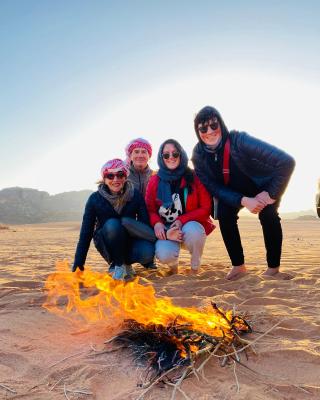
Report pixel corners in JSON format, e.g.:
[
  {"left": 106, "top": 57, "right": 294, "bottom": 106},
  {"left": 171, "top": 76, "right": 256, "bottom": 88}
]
[
  {"left": 104, "top": 171, "right": 127, "bottom": 180},
  {"left": 198, "top": 119, "right": 219, "bottom": 134},
  {"left": 162, "top": 151, "right": 180, "bottom": 160}
]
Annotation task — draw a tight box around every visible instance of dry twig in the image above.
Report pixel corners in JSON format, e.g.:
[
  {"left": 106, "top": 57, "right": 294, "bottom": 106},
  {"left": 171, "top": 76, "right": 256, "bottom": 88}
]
[
  {"left": 233, "top": 361, "right": 240, "bottom": 393},
  {"left": 197, "top": 342, "right": 222, "bottom": 373},
  {"left": 49, "top": 350, "right": 87, "bottom": 368},
  {"left": 214, "top": 319, "right": 286, "bottom": 359},
  {"left": 232, "top": 344, "right": 240, "bottom": 362},
  {"left": 0, "top": 383, "right": 17, "bottom": 394},
  {"left": 104, "top": 335, "right": 117, "bottom": 344},
  {"left": 136, "top": 365, "right": 181, "bottom": 400},
  {"left": 63, "top": 384, "right": 71, "bottom": 400},
  {"left": 66, "top": 388, "right": 93, "bottom": 395},
  {"left": 170, "top": 367, "right": 190, "bottom": 400},
  {"left": 49, "top": 377, "right": 64, "bottom": 391},
  {"left": 167, "top": 380, "right": 193, "bottom": 400}
]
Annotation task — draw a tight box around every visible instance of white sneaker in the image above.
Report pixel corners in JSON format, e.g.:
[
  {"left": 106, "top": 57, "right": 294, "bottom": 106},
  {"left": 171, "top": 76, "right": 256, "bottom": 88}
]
[{"left": 112, "top": 265, "right": 126, "bottom": 280}]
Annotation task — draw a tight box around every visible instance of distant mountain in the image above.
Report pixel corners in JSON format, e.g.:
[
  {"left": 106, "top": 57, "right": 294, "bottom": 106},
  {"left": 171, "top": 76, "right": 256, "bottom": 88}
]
[
  {"left": 0, "top": 187, "right": 318, "bottom": 225},
  {"left": 239, "top": 208, "right": 317, "bottom": 220},
  {"left": 0, "top": 187, "right": 93, "bottom": 224},
  {"left": 282, "top": 209, "right": 317, "bottom": 220},
  {"left": 294, "top": 214, "right": 318, "bottom": 221}
]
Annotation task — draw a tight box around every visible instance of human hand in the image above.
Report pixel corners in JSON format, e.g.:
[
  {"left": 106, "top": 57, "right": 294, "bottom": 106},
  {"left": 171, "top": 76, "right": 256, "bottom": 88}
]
[
  {"left": 166, "top": 226, "right": 183, "bottom": 242},
  {"left": 170, "top": 219, "right": 183, "bottom": 229},
  {"left": 241, "top": 196, "right": 265, "bottom": 214},
  {"left": 154, "top": 222, "right": 166, "bottom": 240},
  {"left": 255, "top": 191, "right": 276, "bottom": 205}
]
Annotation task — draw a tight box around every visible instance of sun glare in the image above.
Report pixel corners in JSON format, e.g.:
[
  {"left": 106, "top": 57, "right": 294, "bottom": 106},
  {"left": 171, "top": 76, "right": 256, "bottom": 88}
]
[{"left": 14, "top": 69, "right": 318, "bottom": 212}]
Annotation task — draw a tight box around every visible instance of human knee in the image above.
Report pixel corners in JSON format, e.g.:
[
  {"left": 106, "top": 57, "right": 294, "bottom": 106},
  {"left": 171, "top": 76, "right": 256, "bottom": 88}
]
[
  {"left": 218, "top": 204, "right": 239, "bottom": 224},
  {"left": 101, "top": 218, "right": 123, "bottom": 239},
  {"left": 156, "top": 243, "right": 179, "bottom": 265},
  {"left": 259, "top": 207, "right": 281, "bottom": 224},
  {"left": 183, "top": 222, "right": 206, "bottom": 245}
]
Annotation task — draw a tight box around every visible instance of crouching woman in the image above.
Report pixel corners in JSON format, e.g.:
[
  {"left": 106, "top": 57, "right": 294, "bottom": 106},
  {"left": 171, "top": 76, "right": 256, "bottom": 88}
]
[
  {"left": 145, "top": 139, "right": 215, "bottom": 273},
  {"left": 72, "top": 159, "right": 155, "bottom": 280}
]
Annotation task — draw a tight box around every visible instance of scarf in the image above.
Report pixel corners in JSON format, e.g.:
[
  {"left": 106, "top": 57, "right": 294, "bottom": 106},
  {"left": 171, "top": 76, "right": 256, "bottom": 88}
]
[
  {"left": 128, "top": 163, "right": 153, "bottom": 197},
  {"left": 156, "top": 140, "right": 189, "bottom": 208},
  {"left": 98, "top": 181, "right": 135, "bottom": 214}
]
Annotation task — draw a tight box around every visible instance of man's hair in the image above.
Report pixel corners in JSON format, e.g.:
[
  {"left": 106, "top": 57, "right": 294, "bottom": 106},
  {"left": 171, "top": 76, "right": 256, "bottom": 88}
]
[{"left": 193, "top": 106, "right": 218, "bottom": 133}]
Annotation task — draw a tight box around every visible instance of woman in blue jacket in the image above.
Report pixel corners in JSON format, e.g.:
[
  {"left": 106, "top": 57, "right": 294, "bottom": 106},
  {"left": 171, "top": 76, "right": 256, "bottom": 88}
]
[
  {"left": 72, "top": 158, "right": 154, "bottom": 281},
  {"left": 192, "top": 106, "right": 295, "bottom": 280}
]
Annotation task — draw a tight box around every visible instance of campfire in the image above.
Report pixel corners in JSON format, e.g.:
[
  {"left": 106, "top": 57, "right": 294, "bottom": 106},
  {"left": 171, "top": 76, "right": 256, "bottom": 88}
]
[{"left": 44, "top": 261, "right": 252, "bottom": 395}]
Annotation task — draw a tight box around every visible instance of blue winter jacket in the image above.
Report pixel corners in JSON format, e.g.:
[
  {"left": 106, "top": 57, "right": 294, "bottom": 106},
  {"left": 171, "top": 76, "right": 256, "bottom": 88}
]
[
  {"left": 192, "top": 130, "right": 295, "bottom": 209},
  {"left": 73, "top": 188, "right": 150, "bottom": 268}
]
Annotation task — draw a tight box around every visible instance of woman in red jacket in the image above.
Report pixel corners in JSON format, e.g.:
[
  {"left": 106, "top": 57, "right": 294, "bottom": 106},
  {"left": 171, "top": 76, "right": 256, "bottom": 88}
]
[{"left": 145, "top": 139, "right": 215, "bottom": 273}]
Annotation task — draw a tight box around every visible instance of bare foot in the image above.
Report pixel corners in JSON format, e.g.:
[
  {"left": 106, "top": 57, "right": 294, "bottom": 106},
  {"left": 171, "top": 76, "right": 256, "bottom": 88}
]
[
  {"left": 263, "top": 268, "right": 293, "bottom": 280},
  {"left": 189, "top": 268, "right": 199, "bottom": 275},
  {"left": 165, "top": 264, "right": 178, "bottom": 276},
  {"left": 226, "top": 265, "right": 247, "bottom": 280},
  {"left": 263, "top": 267, "right": 279, "bottom": 276}
]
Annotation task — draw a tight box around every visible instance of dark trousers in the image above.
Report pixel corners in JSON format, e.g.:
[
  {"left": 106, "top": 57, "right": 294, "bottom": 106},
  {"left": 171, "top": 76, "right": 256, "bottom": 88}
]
[
  {"left": 218, "top": 202, "right": 282, "bottom": 268},
  {"left": 94, "top": 218, "right": 155, "bottom": 266}
]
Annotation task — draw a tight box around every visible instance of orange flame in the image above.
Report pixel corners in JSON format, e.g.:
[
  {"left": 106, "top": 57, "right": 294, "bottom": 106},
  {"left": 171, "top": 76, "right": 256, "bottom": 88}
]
[{"left": 43, "top": 261, "right": 236, "bottom": 341}]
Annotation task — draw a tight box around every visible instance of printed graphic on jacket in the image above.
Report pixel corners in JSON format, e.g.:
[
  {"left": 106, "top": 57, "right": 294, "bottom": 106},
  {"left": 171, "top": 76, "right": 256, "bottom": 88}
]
[{"left": 159, "top": 193, "right": 182, "bottom": 223}]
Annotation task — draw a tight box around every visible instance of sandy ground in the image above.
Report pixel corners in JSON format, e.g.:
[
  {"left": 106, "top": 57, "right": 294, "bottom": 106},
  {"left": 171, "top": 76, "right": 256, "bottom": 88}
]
[{"left": 0, "top": 219, "right": 320, "bottom": 400}]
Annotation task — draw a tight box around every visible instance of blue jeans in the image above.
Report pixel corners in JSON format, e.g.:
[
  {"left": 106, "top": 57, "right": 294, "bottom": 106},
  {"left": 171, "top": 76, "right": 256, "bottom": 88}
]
[{"left": 94, "top": 218, "right": 154, "bottom": 266}]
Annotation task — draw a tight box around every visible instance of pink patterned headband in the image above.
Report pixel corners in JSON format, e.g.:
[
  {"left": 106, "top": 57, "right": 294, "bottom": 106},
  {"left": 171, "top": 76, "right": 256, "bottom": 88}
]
[
  {"left": 101, "top": 159, "right": 129, "bottom": 178},
  {"left": 125, "top": 138, "right": 152, "bottom": 158}
]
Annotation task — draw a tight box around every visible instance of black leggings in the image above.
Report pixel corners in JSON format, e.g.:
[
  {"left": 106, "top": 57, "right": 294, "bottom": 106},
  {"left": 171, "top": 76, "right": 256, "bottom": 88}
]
[{"left": 218, "top": 202, "right": 282, "bottom": 268}]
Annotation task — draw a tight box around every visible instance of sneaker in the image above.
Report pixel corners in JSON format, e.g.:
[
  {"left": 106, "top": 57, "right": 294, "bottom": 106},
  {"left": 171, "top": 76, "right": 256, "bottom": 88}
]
[
  {"left": 124, "top": 265, "right": 136, "bottom": 282},
  {"left": 144, "top": 261, "right": 157, "bottom": 270},
  {"left": 125, "top": 264, "right": 137, "bottom": 276},
  {"left": 112, "top": 265, "right": 126, "bottom": 280}
]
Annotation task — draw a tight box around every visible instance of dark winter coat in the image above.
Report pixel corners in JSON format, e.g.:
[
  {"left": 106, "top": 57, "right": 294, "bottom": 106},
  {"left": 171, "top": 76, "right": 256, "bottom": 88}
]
[
  {"left": 73, "top": 188, "right": 150, "bottom": 268},
  {"left": 192, "top": 131, "right": 295, "bottom": 209}
]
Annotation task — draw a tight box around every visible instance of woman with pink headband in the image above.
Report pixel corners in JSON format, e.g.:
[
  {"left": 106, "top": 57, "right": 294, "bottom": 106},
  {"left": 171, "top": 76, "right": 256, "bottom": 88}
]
[{"left": 72, "top": 158, "right": 155, "bottom": 281}]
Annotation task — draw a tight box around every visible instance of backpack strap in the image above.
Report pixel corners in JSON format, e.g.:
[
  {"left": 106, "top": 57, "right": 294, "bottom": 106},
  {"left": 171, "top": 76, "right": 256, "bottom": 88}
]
[{"left": 223, "top": 137, "right": 231, "bottom": 185}]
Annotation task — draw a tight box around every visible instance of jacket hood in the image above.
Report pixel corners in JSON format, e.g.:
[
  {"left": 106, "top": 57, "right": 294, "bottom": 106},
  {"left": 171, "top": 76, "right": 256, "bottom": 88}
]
[{"left": 194, "top": 106, "right": 230, "bottom": 146}]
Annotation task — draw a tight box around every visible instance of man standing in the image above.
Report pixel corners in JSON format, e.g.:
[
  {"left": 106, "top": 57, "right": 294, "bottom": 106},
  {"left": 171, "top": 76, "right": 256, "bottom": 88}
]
[
  {"left": 192, "top": 106, "right": 295, "bottom": 279},
  {"left": 126, "top": 137, "right": 154, "bottom": 197}
]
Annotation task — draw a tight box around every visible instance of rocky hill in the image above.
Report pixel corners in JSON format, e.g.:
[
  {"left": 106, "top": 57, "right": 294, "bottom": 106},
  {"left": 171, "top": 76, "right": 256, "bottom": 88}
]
[{"left": 0, "top": 187, "right": 92, "bottom": 224}]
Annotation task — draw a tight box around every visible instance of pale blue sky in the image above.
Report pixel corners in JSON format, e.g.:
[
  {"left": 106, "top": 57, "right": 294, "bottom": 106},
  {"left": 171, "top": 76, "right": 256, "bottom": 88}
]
[{"left": 1, "top": 1, "right": 319, "bottom": 211}]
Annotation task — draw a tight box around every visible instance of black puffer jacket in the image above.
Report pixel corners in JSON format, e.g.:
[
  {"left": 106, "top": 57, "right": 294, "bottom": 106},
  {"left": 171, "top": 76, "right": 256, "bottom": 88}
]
[
  {"left": 73, "top": 188, "right": 150, "bottom": 268},
  {"left": 192, "top": 129, "right": 295, "bottom": 209}
]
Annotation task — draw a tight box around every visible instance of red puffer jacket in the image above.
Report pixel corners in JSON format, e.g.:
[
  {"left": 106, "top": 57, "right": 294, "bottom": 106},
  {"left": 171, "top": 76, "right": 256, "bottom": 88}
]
[{"left": 145, "top": 174, "right": 215, "bottom": 235}]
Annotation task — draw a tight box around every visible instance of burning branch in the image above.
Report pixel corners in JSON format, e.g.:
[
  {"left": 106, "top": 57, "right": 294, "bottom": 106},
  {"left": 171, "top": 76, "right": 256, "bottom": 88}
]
[
  {"left": 111, "top": 311, "right": 251, "bottom": 391},
  {"left": 44, "top": 261, "right": 253, "bottom": 398}
]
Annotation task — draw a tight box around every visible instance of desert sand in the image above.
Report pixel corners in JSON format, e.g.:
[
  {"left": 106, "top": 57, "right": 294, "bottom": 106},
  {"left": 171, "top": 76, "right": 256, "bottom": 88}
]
[{"left": 1, "top": 219, "right": 320, "bottom": 400}]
